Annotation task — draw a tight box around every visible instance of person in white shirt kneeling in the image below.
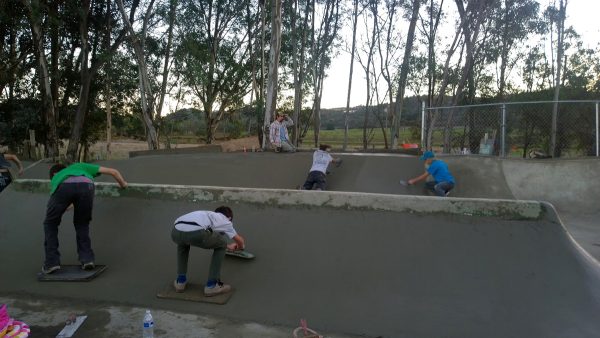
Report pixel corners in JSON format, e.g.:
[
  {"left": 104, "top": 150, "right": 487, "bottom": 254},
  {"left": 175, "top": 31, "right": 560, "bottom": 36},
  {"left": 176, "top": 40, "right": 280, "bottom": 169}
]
[
  {"left": 301, "top": 144, "right": 342, "bottom": 191},
  {"left": 171, "top": 206, "right": 245, "bottom": 296}
]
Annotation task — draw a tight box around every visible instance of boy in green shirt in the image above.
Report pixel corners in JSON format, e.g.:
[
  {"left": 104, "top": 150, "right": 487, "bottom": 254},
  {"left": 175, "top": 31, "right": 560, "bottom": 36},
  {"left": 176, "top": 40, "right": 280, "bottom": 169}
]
[{"left": 42, "top": 163, "right": 127, "bottom": 274}]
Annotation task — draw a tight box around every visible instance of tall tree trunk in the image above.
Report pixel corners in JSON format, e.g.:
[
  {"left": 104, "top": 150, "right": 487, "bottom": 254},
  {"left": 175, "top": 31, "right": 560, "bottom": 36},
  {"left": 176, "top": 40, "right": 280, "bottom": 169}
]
[
  {"left": 157, "top": 0, "right": 177, "bottom": 118},
  {"left": 343, "top": 0, "right": 359, "bottom": 150},
  {"left": 378, "top": 0, "right": 397, "bottom": 150},
  {"left": 257, "top": 0, "right": 267, "bottom": 147},
  {"left": 66, "top": 0, "right": 93, "bottom": 161},
  {"left": 105, "top": 0, "right": 112, "bottom": 159},
  {"left": 550, "top": 0, "right": 567, "bottom": 157},
  {"left": 311, "top": 0, "right": 339, "bottom": 148},
  {"left": 391, "top": 0, "right": 421, "bottom": 149},
  {"left": 439, "top": 0, "right": 488, "bottom": 152},
  {"left": 426, "top": 0, "right": 444, "bottom": 108},
  {"left": 49, "top": 0, "right": 60, "bottom": 119},
  {"left": 21, "top": 0, "right": 59, "bottom": 159},
  {"left": 497, "top": 0, "right": 510, "bottom": 100},
  {"left": 292, "top": 0, "right": 310, "bottom": 146},
  {"left": 66, "top": 0, "right": 128, "bottom": 160},
  {"left": 426, "top": 24, "right": 461, "bottom": 149},
  {"left": 263, "top": 0, "right": 282, "bottom": 149},
  {"left": 116, "top": 0, "right": 159, "bottom": 150},
  {"left": 362, "top": 1, "right": 378, "bottom": 150}
]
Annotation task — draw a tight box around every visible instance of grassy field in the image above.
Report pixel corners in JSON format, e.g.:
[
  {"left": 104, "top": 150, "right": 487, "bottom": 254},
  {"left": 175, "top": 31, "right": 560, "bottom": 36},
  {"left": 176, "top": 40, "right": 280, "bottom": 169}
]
[{"left": 305, "top": 128, "right": 420, "bottom": 149}]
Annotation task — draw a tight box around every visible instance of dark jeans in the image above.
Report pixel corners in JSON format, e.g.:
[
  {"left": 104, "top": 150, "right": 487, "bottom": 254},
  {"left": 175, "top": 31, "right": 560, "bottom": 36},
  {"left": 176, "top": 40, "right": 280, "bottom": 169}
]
[
  {"left": 43, "top": 182, "right": 95, "bottom": 267},
  {"left": 425, "top": 181, "right": 454, "bottom": 197},
  {"left": 302, "top": 171, "right": 327, "bottom": 190},
  {"left": 0, "top": 171, "right": 12, "bottom": 193},
  {"left": 171, "top": 227, "right": 227, "bottom": 282}
]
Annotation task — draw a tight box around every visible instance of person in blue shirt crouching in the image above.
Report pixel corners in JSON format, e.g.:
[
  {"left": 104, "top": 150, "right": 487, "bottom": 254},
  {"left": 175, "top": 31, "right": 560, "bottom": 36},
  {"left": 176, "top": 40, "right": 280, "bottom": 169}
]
[{"left": 408, "top": 151, "right": 455, "bottom": 197}]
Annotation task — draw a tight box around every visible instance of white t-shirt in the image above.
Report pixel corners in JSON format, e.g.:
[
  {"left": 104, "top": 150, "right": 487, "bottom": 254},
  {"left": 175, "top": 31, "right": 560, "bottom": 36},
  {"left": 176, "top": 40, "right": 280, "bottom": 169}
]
[
  {"left": 309, "top": 150, "right": 333, "bottom": 174},
  {"left": 174, "top": 211, "right": 237, "bottom": 239}
]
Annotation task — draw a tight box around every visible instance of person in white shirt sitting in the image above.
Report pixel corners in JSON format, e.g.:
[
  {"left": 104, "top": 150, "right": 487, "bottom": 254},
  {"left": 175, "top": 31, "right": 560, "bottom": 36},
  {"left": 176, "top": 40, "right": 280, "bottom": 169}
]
[
  {"left": 171, "top": 206, "right": 246, "bottom": 296},
  {"left": 269, "top": 112, "right": 296, "bottom": 152}
]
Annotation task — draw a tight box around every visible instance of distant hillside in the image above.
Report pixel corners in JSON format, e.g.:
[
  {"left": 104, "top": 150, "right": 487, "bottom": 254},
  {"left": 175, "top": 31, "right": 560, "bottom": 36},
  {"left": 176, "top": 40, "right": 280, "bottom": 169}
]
[{"left": 320, "top": 96, "right": 423, "bottom": 129}]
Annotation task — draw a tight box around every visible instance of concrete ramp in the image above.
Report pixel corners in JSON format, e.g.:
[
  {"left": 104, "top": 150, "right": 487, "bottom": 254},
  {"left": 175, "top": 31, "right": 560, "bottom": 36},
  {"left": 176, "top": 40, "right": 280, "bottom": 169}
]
[{"left": 2, "top": 182, "right": 600, "bottom": 337}]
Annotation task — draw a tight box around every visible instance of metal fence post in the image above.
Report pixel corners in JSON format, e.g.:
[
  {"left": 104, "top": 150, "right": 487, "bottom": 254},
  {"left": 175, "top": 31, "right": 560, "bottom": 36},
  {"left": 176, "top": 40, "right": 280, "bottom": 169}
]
[
  {"left": 596, "top": 102, "right": 600, "bottom": 157},
  {"left": 501, "top": 104, "right": 506, "bottom": 157},
  {"left": 421, "top": 101, "right": 426, "bottom": 150}
]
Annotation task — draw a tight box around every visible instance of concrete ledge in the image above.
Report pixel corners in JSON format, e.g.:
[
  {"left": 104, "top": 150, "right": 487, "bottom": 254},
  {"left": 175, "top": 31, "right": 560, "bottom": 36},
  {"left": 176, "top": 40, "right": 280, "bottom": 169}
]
[
  {"left": 129, "top": 145, "right": 222, "bottom": 158},
  {"left": 12, "top": 179, "right": 544, "bottom": 220}
]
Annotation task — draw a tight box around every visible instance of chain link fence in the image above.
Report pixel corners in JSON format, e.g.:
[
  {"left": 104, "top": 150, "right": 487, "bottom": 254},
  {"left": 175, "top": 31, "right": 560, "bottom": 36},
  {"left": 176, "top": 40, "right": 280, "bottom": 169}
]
[{"left": 422, "top": 101, "right": 600, "bottom": 158}]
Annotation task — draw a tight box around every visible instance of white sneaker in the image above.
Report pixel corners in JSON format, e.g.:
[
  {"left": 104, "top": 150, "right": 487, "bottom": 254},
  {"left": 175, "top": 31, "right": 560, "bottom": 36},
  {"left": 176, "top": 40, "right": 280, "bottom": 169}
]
[
  {"left": 173, "top": 279, "right": 187, "bottom": 293},
  {"left": 82, "top": 262, "right": 95, "bottom": 270},
  {"left": 204, "top": 281, "right": 231, "bottom": 296},
  {"left": 42, "top": 265, "right": 60, "bottom": 274}
]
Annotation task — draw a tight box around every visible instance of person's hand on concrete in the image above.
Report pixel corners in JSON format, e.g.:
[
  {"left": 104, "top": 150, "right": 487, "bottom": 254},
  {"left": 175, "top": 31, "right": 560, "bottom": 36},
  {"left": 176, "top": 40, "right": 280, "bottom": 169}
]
[{"left": 227, "top": 243, "right": 239, "bottom": 251}]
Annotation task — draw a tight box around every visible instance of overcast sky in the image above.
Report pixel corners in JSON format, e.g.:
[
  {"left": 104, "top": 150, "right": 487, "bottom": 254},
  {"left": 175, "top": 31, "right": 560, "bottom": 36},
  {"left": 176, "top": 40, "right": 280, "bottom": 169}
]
[{"left": 319, "top": 0, "right": 600, "bottom": 109}]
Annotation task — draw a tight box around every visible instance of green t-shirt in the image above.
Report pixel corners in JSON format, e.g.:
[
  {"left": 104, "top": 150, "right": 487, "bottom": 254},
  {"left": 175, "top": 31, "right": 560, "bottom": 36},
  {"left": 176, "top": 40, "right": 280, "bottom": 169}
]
[{"left": 50, "top": 163, "right": 100, "bottom": 194}]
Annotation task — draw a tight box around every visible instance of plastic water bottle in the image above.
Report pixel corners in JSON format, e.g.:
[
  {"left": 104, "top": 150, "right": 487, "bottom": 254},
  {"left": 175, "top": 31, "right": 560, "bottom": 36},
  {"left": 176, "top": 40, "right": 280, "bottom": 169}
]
[{"left": 142, "top": 310, "right": 154, "bottom": 338}]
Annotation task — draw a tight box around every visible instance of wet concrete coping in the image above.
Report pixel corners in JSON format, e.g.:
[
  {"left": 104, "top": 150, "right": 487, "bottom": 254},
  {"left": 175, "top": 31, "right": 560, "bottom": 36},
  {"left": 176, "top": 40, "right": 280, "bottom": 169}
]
[
  {"left": 13, "top": 179, "right": 545, "bottom": 220},
  {"left": 128, "top": 144, "right": 222, "bottom": 158}
]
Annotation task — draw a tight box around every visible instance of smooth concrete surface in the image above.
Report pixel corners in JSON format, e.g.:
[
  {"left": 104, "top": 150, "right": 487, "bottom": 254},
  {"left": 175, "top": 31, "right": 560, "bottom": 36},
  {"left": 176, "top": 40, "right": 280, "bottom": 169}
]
[
  {"left": 501, "top": 158, "right": 600, "bottom": 213},
  {"left": 19, "top": 153, "right": 600, "bottom": 257},
  {"left": 2, "top": 190, "right": 600, "bottom": 337},
  {"left": 3, "top": 152, "right": 600, "bottom": 337}
]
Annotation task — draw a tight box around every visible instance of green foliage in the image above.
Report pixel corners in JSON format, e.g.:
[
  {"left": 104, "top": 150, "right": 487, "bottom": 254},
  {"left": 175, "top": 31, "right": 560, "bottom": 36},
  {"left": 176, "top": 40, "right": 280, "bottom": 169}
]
[{"left": 0, "top": 99, "right": 42, "bottom": 149}]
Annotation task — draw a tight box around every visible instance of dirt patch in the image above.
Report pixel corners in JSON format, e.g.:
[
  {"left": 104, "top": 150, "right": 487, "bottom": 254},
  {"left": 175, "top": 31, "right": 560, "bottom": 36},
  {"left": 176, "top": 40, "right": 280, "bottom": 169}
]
[{"left": 89, "top": 136, "right": 261, "bottom": 159}]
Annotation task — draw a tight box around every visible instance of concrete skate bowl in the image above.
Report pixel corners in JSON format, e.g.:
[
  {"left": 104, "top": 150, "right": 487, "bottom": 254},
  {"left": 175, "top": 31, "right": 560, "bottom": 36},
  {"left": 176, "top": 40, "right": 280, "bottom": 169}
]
[
  {"left": 3, "top": 179, "right": 600, "bottom": 337},
  {"left": 9, "top": 152, "right": 522, "bottom": 197}
]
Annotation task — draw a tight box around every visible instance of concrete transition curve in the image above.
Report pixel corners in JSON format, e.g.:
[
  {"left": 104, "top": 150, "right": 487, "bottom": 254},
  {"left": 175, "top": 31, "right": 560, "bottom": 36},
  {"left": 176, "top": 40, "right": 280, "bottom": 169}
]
[{"left": 2, "top": 152, "right": 600, "bottom": 337}]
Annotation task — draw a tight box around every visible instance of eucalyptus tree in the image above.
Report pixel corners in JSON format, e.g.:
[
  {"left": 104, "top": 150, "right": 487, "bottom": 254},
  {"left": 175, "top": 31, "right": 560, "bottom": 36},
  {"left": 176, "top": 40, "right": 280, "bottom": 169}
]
[
  {"left": 1, "top": 1, "right": 31, "bottom": 101},
  {"left": 375, "top": 0, "right": 402, "bottom": 150},
  {"left": 0, "top": 0, "right": 34, "bottom": 150},
  {"left": 20, "top": 0, "right": 59, "bottom": 158},
  {"left": 290, "top": 0, "right": 312, "bottom": 146},
  {"left": 263, "top": 0, "right": 282, "bottom": 149},
  {"left": 489, "top": 0, "right": 539, "bottom": 100},
  {"left": 391, "top": 0, "right": 422, "bottom": 149},
  {"left": 418, "top": 0, "right": 444, "bottom": 108},
  {"left": 343, "top": 0, "right": 361, "bottom": 150},
  {"left": 521, "top": 45, "right": 548, "bottom": 93},
  {"left": 442, "top": 0, "right": 496, "bottom": 152},
  {"left": 356, "top": 0, "right": 379, "bottom": 150},
  {"left": 547, "top": 0, "right": 568, "bottom": 157},
  {"left": 175, "top": 0, "right": 254, "bottom": 144},
  {"left": 65, "top": 0, "right": 129, "bottom": 161},
  {"left": 116, "top": 0, "right": 160, "bottom": 150},
  {"left": 426, "top": 0, "right": 495, "bottom": 151},
  {"left": 309, "top": 0, "right": 341, "bottom": 147}
]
